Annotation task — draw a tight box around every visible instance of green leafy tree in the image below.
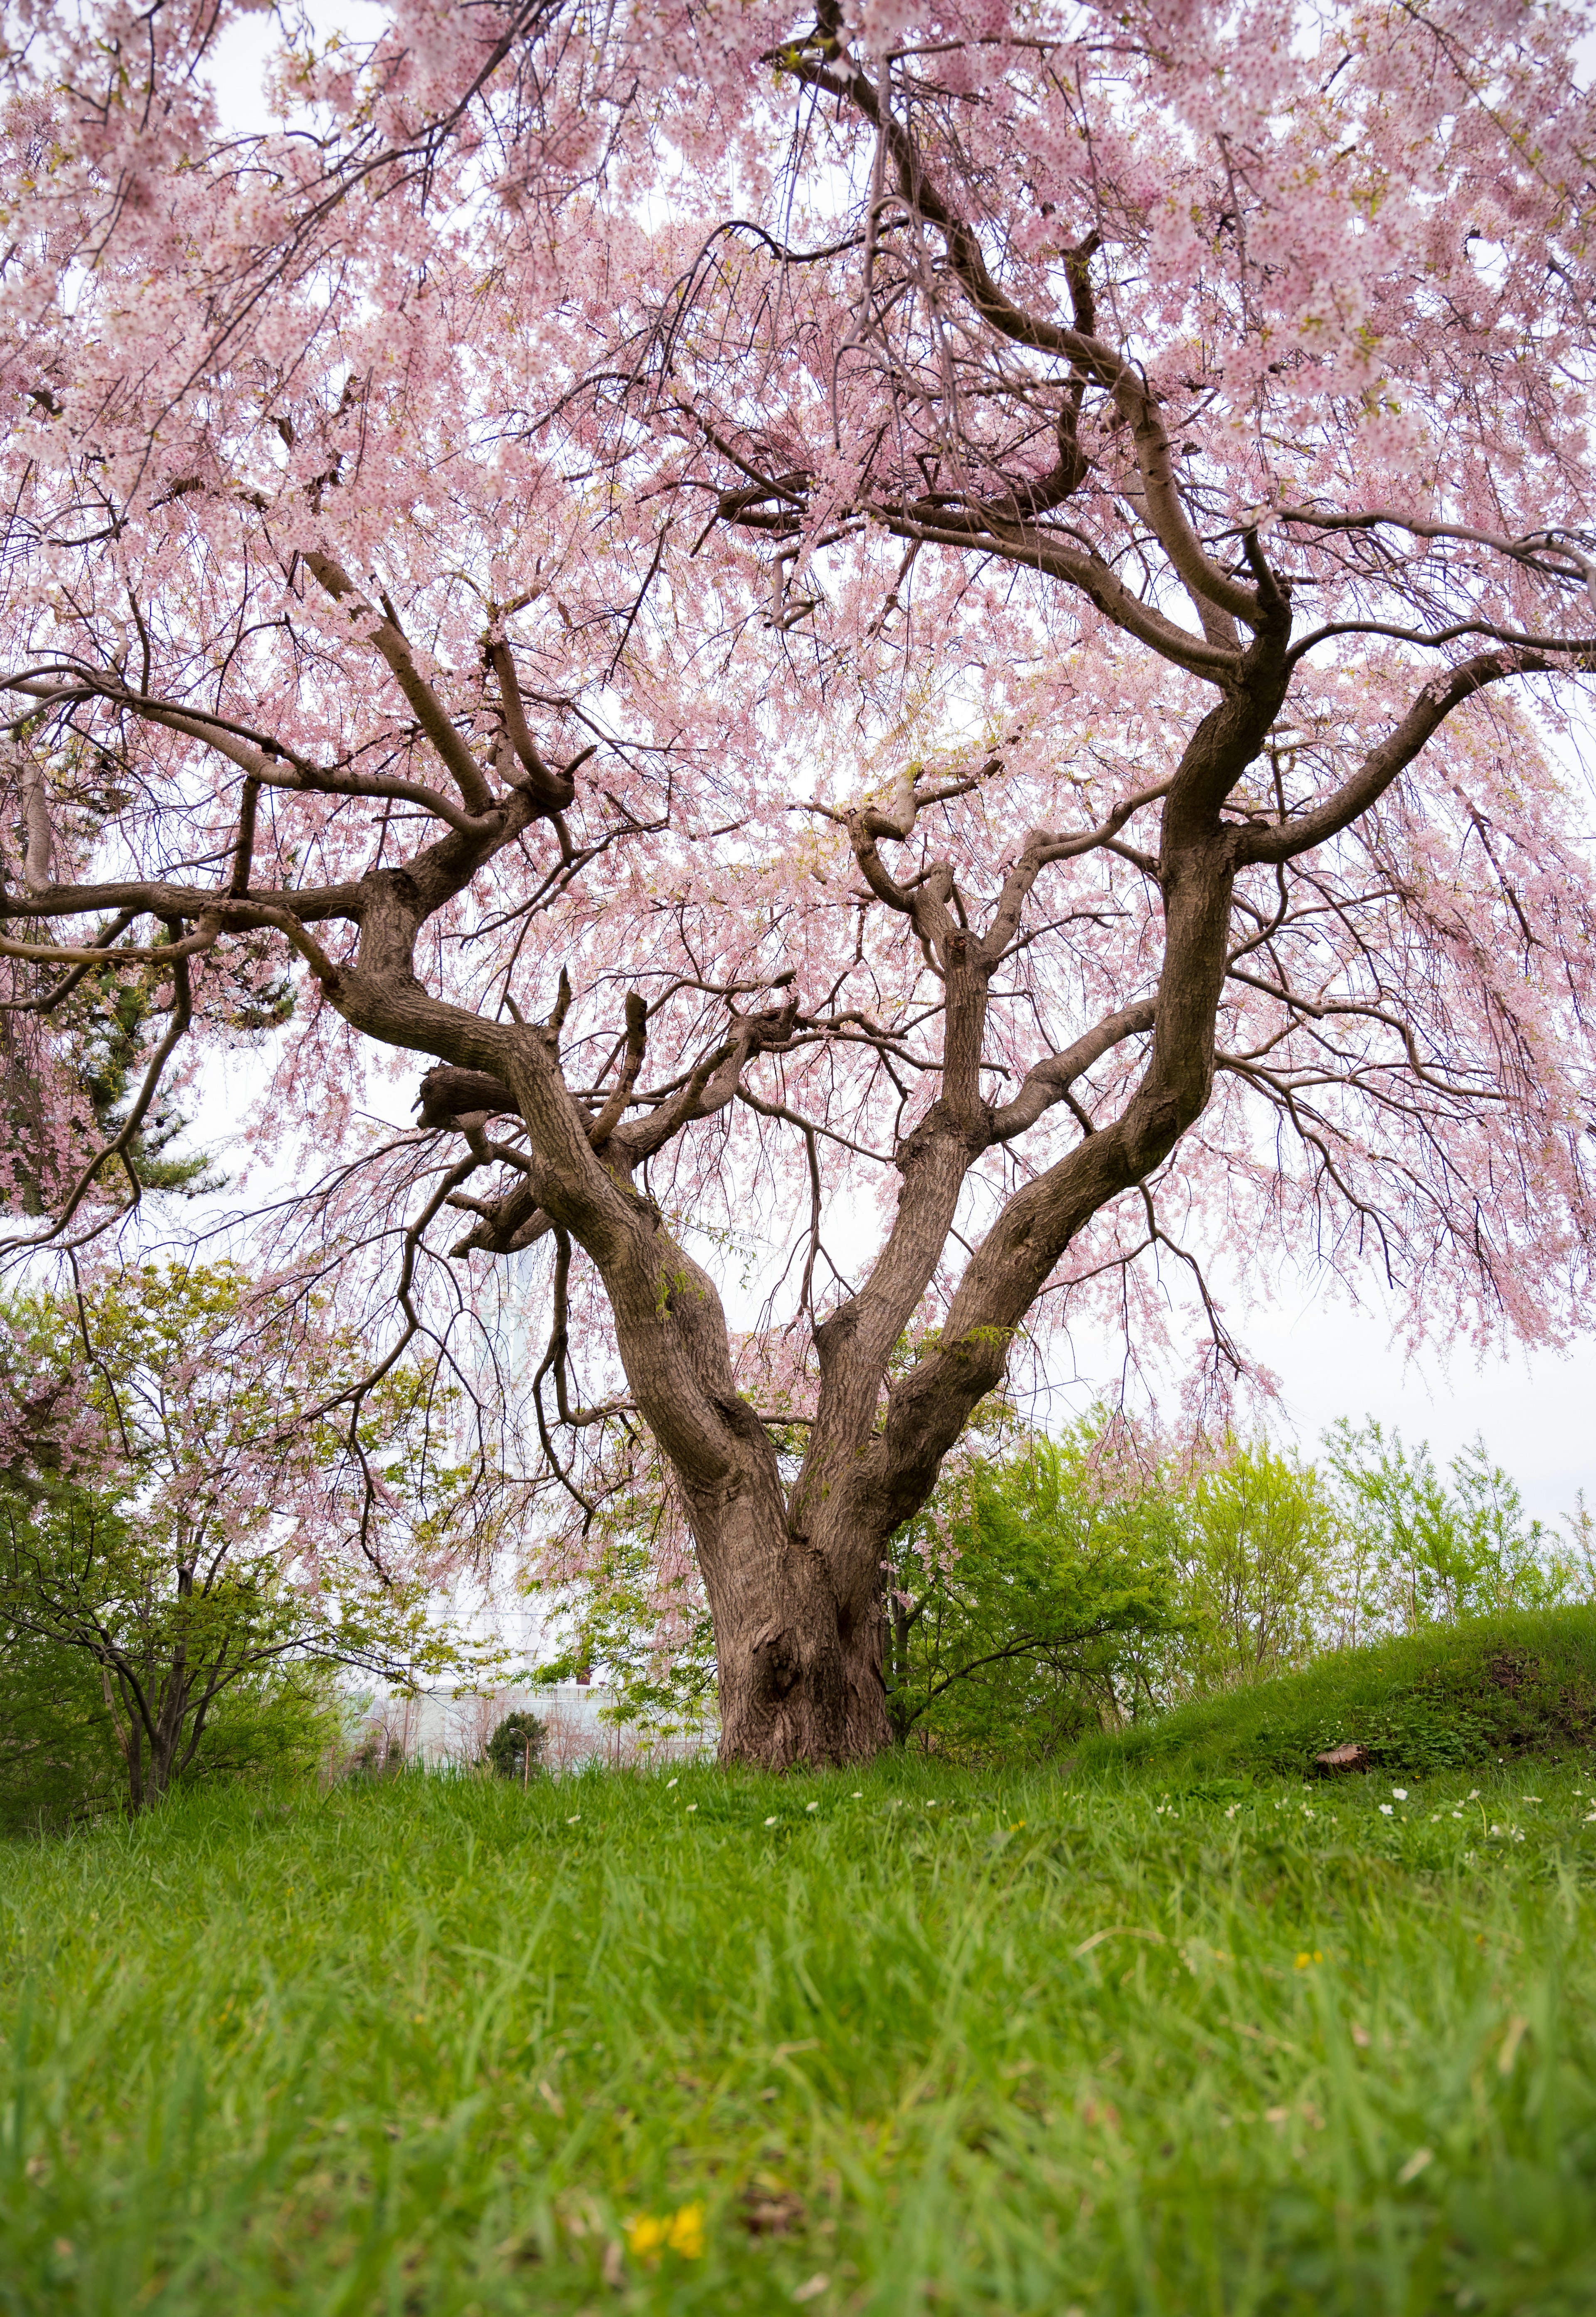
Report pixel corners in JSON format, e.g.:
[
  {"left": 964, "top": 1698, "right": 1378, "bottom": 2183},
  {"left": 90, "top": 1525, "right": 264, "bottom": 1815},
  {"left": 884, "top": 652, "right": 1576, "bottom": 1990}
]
[
  {"left": 485, "top": 1710, "right": 546, "bottom": 1782},
  {"left": 0, "top": 1262, "right": 507, "bottom": 1810},
  {"left": 1161, "top": 1442, "right": 1341, "bottom": 1695},
  {"left": 1322, "top": 1420, "right": 1579, "bottom": 1634},
  {"left": 0, "top": 1609, "right": 341, "bottom": 1836},
  {"left": 882, "top": 1428, "right": 1180, "bottom": 1760}
]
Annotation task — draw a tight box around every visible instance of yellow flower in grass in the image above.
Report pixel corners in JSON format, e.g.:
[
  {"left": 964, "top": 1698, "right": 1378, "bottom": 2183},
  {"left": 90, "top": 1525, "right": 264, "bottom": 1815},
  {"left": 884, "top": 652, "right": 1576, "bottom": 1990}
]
[{"left": 625, "top": 2201, "right": 706, "bottom": 2263}]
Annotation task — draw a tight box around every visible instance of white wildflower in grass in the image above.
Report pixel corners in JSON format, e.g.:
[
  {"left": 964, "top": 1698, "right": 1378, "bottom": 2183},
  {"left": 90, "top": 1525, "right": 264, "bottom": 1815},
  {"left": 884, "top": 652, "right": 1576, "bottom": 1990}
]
[
  {"left": 850, "top": 1791, "right": 862, "bottom": 1799},
  {"left": 686, "top": 1803, "right": 697, "bottom": 1814},
  {"left": 1379, "top": 1804, "right": 1395, "bottom": 1816},
  {"left": 566, "top": 1815, "right": 580, "bottom": 1825},
  {"left": 1468, "top": 1789, "right": 1480, "bottom": 1800},
  {"left": 1392, "top": 1789, "right": 1408, "bottom": 1801},
  {"left": 806, "top": 1801, "right": 820, "bottom": 1814},
  {"left": 1225, "top": 1805, "right": 1239, "bottom": 1820},
  {"left": 1585, "top": 1812, "right": 1596, "bottom": 1823},
  {"left": 764, "top": 1816, "right": 778, "bottom": 1827},
  {"left": 666, "top": 1778, "right": 678, "bottom": 1790}
]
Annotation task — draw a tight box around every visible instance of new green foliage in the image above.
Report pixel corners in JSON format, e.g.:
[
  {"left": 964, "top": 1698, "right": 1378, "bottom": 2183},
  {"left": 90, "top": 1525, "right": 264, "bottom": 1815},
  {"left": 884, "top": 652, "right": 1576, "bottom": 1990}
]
[
  {"left": 0, "top": 1561, "right": 342, "bottom": 1837},
  {"left": 1171, "top": 1441, "right": 1340, "bottom": 1687},
  {"left": 1323, "top": 1419, "right": 1584, "bottom": 1637},
  {"left": 882, "top": 1427, "right": 1178, "bottom": 1756},
  {"left": 0, "top": 1261, "right": 505, "bottom": 1813}
]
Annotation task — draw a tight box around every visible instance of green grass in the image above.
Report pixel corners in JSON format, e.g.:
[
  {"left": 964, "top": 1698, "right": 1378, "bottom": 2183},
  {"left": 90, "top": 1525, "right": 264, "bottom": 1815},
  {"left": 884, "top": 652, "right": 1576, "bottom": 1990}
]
[
  {"left": 1074, "top": 1605, "right": 1596, "bottom": 1788},
  {"left": 3, "top": 1737, "right": 1596, "bottom": 2315}
]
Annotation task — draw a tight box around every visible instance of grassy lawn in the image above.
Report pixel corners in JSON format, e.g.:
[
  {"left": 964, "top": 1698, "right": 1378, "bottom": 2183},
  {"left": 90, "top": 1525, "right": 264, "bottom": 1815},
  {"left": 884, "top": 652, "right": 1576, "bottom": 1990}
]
[{"left": 3, "top": 1657, "right": 1596, "bottom": 2312}]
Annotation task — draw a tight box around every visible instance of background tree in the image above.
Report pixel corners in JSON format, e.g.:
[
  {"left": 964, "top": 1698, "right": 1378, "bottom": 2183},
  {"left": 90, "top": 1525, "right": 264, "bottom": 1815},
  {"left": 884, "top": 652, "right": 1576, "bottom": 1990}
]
[
  {"left": 2, "top": 1, "right": 1594, "bottom": 1767},
  {"left": 485, "top": 1709, "right": 546, "bottom": 1781},
  {"left": 882, "top": 1427, "right": 1178, "bottom": 1758},
  {"left": 0, "top": 1263, "right": 501, "bottom": 1809},
  {"left": 1323, "top": 1420, "right": 1576, "bottom": 1638},
  {"left": 1167, "top": 1443, "right": 1340, "bottom": 1694},
  {"left": 0, "top": 1604, "right": 341, "bottom": 1836}
]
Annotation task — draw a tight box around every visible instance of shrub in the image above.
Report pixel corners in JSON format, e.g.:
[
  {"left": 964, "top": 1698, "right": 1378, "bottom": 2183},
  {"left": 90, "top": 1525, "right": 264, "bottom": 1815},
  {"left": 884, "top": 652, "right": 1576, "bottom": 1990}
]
[
  {"left": 485, "top": 1711, "right": 546, "bottom": 1782},
  {"left": 0, "top": 1632, "right": 344, "bottom": 1836}
]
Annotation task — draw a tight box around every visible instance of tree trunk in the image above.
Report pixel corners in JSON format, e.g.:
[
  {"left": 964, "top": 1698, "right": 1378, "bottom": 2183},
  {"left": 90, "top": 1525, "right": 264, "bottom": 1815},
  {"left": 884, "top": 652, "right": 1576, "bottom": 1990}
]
[{"left": 697, "top": 1505, "right": 894, "bottom": 1767}]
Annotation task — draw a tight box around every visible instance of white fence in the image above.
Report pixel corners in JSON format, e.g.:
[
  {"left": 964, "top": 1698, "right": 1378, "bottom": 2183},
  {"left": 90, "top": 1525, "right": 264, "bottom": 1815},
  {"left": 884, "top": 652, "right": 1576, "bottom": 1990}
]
[{"left": 357, "top": 1683, "right": 714, "bottom": 1772}]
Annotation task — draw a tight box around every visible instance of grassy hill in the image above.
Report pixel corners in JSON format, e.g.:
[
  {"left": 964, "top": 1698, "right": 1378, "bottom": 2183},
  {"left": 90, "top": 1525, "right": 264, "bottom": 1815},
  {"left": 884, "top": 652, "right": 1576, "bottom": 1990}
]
[
  {"left": 1073, "top": 1606, "right": 1596, "bottom": 1789},
  {"left": 2, "top": 1616, "right": 1596, "bottom": 2314}
]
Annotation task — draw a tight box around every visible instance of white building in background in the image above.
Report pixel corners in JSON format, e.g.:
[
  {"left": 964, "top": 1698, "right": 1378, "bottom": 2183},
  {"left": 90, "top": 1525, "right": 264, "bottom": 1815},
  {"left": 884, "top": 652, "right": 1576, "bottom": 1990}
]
[{"left": 362, "top": 1680, "right": 712, "bottom": 1772}]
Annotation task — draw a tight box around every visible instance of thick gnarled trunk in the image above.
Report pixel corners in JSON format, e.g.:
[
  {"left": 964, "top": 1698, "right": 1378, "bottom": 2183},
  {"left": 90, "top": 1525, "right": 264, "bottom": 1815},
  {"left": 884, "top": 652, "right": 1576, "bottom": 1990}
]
[{"left": 698, "top": 1516, "right": 893, "bottom": 1766}]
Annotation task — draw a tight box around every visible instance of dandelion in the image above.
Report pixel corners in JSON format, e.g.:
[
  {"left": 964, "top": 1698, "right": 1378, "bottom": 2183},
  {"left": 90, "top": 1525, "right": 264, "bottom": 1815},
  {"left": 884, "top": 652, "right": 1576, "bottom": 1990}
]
[
  {"left": 624, "top": 2203, "right": 706, "bottom": 2263},
  {"left": 1391, "top": 1788, "right": 1408, "bottom": 1801},
  {"left": 1293, "top": 1951, "right": 1324, "bottom": 1969},
  {"left": 1379, "top": 1804, "right": 1394, "bottom": 1816}
]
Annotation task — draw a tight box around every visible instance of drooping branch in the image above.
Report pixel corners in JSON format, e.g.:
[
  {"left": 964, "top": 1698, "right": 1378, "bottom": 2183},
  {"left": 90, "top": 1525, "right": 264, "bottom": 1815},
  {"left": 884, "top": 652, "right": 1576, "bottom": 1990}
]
[
  {"left": 1238, "top": 652, "right": 1547, "bottom": 866},
  {"left": 775, "top": 12, "right": 1262, "bottom": 634},
  {"left": 303, "top": 554, "right": 496, "bottom": 815}
]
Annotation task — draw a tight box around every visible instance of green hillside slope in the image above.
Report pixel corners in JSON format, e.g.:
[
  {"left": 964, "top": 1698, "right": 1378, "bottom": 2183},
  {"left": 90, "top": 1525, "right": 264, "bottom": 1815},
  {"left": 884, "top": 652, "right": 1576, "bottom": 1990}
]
[{"left": 1074, "top": 1606, "right": 1596, "bottom": 1788}]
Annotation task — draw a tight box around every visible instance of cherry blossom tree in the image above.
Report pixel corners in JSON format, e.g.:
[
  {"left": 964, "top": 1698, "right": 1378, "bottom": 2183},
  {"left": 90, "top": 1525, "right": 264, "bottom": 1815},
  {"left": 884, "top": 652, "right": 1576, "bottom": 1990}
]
[{"left": 2, "top": 0, "right": 1594, "bottom": 1765}]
